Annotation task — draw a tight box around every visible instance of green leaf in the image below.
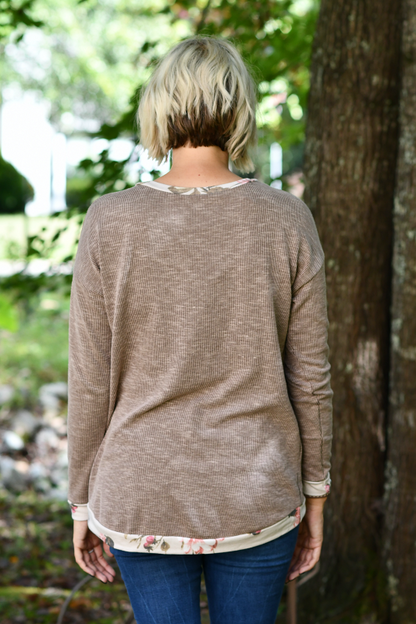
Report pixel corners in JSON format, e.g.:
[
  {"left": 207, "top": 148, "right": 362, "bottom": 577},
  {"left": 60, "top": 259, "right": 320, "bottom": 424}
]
[{"left": 0, "top": 292, "right": 19, "bottom": 332}]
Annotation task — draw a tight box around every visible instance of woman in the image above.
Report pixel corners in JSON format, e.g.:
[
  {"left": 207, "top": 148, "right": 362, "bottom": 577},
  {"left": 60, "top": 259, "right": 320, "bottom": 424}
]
[{"left": 67, "top": 35, "right": 333, "bottom": 624}]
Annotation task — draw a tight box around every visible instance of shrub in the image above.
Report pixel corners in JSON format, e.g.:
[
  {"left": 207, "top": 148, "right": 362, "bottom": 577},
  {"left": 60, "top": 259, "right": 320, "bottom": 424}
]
[{"left": 0, "top": 154, "right": 34, "bottom": 214}]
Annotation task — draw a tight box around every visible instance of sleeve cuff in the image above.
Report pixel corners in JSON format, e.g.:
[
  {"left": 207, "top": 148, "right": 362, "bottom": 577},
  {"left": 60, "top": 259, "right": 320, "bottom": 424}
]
[
  {"left": 302, "top": 472, "right": 331, "bottom": 497},
  {"left": 68, "top": 500, "right": 89, "bottom": 521}
]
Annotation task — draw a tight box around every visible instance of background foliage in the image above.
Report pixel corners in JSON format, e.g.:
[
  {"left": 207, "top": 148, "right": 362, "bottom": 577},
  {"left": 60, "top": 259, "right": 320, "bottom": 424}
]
[{"left": 0, "top": 0, "right": 320, "bottom": 304}]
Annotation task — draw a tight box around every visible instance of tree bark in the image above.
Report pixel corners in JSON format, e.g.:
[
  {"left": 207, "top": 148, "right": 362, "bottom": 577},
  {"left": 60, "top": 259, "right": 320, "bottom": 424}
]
[
  {"left": 298, "top": 0, "right": 401, "bottom": 620},
  {"left": 382, "top": 0, "right": 416, "bottom": 621}
]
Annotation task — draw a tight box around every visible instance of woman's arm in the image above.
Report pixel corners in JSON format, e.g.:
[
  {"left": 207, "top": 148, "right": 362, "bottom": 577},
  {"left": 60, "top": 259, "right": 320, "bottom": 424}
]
[
  {"left": 283, "top": 261, "right": 333, "bottom": 490},
  {"left": 283, "top": 246, "right": 333, "bottom": 579},
  {"left": 72, "top": 519, "right": 115, "bottom": 584},
  {"left": 67, "top": 203, "right": 112, "bottom": 508},
  {"left": 66, "top": 204, "right": 115, "bottom": 580},
  {"left": 286, "top": 496, "right": 327, "bottom": 582}
]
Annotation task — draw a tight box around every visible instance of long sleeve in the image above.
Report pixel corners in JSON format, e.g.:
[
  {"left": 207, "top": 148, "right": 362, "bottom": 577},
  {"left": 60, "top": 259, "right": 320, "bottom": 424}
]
[
  {"left": 283, "top": 260, "right": 333, "bottom": 493},
  {"left": 67, "top": 204, "right": 112, "bottom": 515}
]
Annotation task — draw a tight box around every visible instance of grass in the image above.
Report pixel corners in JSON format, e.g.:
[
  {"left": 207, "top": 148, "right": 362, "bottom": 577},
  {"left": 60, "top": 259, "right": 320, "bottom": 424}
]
[{"left": 0, "top": 291, "right": 70, "bottom": 406}]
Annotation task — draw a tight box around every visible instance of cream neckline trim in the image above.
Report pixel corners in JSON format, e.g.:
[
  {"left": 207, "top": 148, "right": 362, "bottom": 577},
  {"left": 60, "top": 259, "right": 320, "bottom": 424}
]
[{"left": 137, "top": 178, "right": 258, "bottom": 195}]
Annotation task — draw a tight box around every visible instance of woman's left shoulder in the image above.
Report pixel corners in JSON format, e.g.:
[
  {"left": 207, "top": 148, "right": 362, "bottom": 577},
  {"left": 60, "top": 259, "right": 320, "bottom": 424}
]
[{"left": 87, "top": 185, "right": 145, "bottom": 221}]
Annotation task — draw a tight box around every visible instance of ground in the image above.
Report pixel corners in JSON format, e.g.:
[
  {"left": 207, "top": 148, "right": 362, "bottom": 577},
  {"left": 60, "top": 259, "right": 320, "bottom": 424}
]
[{"left": 0, "top": 487, "right": 212, "bottom": 623}]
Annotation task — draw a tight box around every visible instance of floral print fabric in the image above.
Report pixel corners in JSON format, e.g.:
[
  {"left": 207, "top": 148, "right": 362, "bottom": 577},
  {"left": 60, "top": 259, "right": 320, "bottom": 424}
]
[{"left": 72, "top": 500, "right": 307, "bottom": 555}]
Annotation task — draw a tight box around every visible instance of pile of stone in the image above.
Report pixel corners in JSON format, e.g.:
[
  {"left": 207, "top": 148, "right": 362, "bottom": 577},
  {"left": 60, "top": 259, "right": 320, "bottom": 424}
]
[{"left": 0, "top": 382, "right": 70, "bottom": 500}]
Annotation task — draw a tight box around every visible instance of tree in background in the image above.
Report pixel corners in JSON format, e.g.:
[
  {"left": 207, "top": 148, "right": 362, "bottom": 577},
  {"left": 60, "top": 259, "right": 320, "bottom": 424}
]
[
  {"left": 0, "top": 0, "right": 43, "bottom": 42},
  {"left": 0, "top": 154, "right": 34, "bottom": 214},
  {"left": 299, "top": 0, "right": 416, "bottom": 621},
  {"left": 382, "top": 0, "right": 416, "bottom": 621}
]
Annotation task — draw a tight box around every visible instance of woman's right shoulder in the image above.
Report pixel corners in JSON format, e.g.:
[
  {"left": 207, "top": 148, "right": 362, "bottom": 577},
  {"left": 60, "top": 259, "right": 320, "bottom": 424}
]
[{"left": 250, "top": 180, "right": 319, "bottom": 235}]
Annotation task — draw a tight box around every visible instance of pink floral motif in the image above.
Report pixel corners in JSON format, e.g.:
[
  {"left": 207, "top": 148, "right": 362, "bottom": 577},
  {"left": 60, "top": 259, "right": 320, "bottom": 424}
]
[
  {"left": 183, "top": 538, "right": 206, "bottom": 554},
  {"left": 99, "top": 533, "right": 106, "bottom": 542},
  {"left": 208, "top": 538, "right": 225, "bottom": 553},
  {"left": 325, "top": 484, "right": 330, "bottom": 494},
  {"left": 194, "top": 546, "right": 204, "bottom": 554},
  {"left": 71, "top": 505, "right": 78, "bottom": 514},
  {"left": 144, "top": 536, "right": 155, "bottom": 548},
  {"left": 293, "top": 507, "right": 301, "bottom": 527}
]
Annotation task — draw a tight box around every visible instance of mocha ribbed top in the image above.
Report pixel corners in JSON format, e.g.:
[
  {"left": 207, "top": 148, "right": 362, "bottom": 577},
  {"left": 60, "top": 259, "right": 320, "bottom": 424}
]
[{"left": 67, "top": 178, "right": 333, "bottom": 540}]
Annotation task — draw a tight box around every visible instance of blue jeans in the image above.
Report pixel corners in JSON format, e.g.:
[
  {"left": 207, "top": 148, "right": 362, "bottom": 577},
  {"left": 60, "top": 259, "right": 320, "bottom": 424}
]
[{"left": 109, "top": 524, "right": 299, "bottom": 624}]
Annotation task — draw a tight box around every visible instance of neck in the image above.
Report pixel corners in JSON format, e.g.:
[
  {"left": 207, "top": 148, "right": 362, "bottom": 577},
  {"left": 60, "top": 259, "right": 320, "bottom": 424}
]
[{"left": 155, "top": 144, "right": 243, "bottom": 187}]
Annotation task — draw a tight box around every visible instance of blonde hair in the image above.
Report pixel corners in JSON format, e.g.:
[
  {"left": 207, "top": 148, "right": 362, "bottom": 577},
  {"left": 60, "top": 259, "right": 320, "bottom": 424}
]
[{"left": 137, "top": 36, "right": 258, "bottom": 173}]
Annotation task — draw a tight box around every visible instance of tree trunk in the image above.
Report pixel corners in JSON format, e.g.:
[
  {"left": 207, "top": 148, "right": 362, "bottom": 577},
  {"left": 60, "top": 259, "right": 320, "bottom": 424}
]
[
  {"left": 382, "top": 0, "right": 416, "bottom": 621},
  {"left": 298, "top": 0, "right": 401, "bottom": 620}
]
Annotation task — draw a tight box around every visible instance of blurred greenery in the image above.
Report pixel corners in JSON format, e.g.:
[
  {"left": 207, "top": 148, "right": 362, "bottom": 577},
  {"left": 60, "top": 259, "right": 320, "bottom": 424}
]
[
  {"left": 65, "top": 175, "right": 95, "bottom": 211},
  {"left": 0, "top": 290, "right": 70, "bottom": 407},
  {"left": 0, "top": 291, "right": 19, "bottom": 332},
  {"left": 0, "top": 214, "right": 80, "bottom": 260},
  {"left": 0, "top": 154, "right": 34, "bottom": 214},
  {"left": 0, "top": 0, "right": 319, "bottom": 306},
  {"left": 0, "top": 0, "right": 179, "bottom": 128},
  {"left": 0, "top": 0, "right": 43, "bottom": 43}
]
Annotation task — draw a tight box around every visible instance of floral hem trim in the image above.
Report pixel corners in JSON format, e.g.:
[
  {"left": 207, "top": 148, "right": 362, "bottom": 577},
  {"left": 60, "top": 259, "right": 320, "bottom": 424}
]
[
  {"left": 302, "top": 472, "right": 331, "bottom": 497},
  {"left": 82, "top": 499, "right": 306, "bottom": 555},
  {"left": 68, "top": 501, "right": 89, "bottom": 521}
]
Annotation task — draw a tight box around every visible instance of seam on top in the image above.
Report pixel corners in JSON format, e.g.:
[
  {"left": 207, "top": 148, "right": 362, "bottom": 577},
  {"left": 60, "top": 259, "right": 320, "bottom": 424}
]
[{"left": 292, "top": 259, "right": 325, "bottom": 296}]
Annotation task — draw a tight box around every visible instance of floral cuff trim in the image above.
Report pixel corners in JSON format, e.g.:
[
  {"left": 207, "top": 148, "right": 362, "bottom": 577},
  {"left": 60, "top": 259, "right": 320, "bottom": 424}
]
[
  {"left": 302, "top": 472, "right": 331, "bottom": 497},
  {"left": 68, "top": 500, "right": 89, "bottom": 521}
]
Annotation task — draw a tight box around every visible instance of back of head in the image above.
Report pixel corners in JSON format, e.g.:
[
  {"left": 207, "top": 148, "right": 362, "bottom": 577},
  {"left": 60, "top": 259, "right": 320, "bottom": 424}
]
[{"left": 137, "top": 36, "right": 258, "bottom": 173}]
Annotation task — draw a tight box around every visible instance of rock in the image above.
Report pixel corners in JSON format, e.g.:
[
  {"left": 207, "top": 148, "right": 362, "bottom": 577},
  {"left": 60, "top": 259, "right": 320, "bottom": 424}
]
[
  {"left": 56, "top": 448, "right": 68, "bottom": 468},
  {"left": 41, "top": 407, "right": 60, "bottom": 427},
  {"left": 0, "top": 456, "right": 30, "bottom": 491},
  {"left": 0, "top": 385, "right": 14, "bottom": 405},
  {"left": 38, "top": 383, "right": 68, "bottom": 409},
  {"left": 11, "top": 410, "right": 42, "bottom": 438},
  {"left": 28, "top": 462, "right": 52, "bottom": 493},
  {"left": 47, "top": 484, "right": 68, "bottom": 501},
  {"left": 35, "top": 428, "right": 60, "bottom": 456},
  {"left": 38, "top": 392, "right": 59, "bottom": 410},
  {"left": 28, "top": 462, "right": 49, "bottom": 480},
  {"left": 50, "top": 463, "right": 68, "bottom": 488},
  {"left": 1, "top": 430, "right": 25, "bottom": 451},
  {"left": 42, "top": 413, "right": 66, "bottom": 435},
  {"left": 32, "top": 478, "right": 52, "bottom": 494}
]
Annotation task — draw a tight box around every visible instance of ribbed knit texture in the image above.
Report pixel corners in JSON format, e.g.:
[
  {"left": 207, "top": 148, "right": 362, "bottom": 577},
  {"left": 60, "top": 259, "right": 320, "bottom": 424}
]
[{"left": 67, "top": 179, "right": 333, "bottom": 539}]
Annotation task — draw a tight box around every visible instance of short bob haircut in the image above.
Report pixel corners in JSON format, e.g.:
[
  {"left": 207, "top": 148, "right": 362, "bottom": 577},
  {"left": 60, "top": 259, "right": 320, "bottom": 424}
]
[{"left": 137, "top": 36, "right": 258, "bottom": 173}]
